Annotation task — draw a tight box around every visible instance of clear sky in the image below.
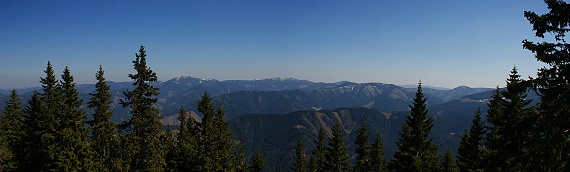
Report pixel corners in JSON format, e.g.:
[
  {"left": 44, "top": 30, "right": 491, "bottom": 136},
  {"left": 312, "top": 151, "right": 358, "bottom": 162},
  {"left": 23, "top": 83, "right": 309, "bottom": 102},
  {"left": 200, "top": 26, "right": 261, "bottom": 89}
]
[{"left": 0, "top": 0, "right": 549, "bottom": 89}]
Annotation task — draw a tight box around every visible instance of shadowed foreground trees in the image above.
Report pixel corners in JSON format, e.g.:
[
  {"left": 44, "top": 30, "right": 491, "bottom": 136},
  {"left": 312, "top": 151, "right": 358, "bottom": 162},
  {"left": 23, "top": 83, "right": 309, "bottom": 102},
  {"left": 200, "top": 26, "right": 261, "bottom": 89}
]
[
  {"left": 389, "top": 82, "right": 441, "bottom": 172},
  {"left": 0, "top": 46, "right": 253, "bottom": 172},
  {"left": 523, "top": 0, "right": 570, "bottom": 170}
]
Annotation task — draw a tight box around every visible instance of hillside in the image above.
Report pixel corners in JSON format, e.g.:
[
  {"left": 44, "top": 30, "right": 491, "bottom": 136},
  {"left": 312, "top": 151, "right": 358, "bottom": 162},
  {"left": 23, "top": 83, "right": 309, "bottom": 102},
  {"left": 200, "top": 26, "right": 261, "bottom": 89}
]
[
  {"left": 229, "top": 107, "right": 469, "bottom": 171},
  {"left": 0, "top": 76, "right": 494, "bottom": 122}
]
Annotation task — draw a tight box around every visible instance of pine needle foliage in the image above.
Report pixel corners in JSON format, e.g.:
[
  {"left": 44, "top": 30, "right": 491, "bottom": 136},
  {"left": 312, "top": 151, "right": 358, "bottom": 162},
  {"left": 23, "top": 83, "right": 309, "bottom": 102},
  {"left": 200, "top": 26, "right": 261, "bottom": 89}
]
[
  {"left": 120, "top": 45, "right": 166, "bottom": 171},
  {"left": 390, "top": 81, "right": 440, "bottom": 172},
  {"left": 88, "top": 66, "right": 118, "bottom": 171}
]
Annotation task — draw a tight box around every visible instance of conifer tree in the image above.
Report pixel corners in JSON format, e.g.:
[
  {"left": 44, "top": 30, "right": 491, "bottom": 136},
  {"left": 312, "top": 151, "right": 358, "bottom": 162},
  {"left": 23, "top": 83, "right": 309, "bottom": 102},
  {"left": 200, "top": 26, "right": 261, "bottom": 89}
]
[
  {"left": 23, "top": 61, "right": 62, "bottom": 171},
  {"left": 485, "top": 67, "right": 533, "bottom": 171},
  {"left": 249, "top": 150, "right": 265, "bottom": 172},
  {"left": 120, "top": 45, "right": 166, "bottom": 171},
  {"left": 292, "top": 138, "right": 307, "bottom": 172},
  {"left": 17, "top": 91, "right": 48, "bottom": 171},
  {"left": 457, "top": 108, "right": 485, "bottom": 172},
  {"left": 390, "top": 81, "right": 440, "bottom": 172},
  {"left": 195, "top": 91, "right": 240, "bottom": 171},
  {"left": 0, "top": 90, "right": 25, "bottom": 149},
  {"left": 0, "top": 89, "right": 24, "bottom": 169},
  {"left": 324, "top": 121, "right": 351, "bottom": 172},
  {"left": 523, "top": 0, "right": 570, "bottom": 170},
  {"left": 0, "top": 142, "right": 10, "bottom": 171},
  {"left": 55, "top": 66, "right": 92, "bottom": 171},
  {"left": 88, "top": 66, "right": 118, "bottom": 172},
  {"left": 311, "top": 128, "right": 327, "bottom": 172},
  {"left": 213, "top": 106, "right": 236, "bottom": 171},
  {"left": 442, "top": 148, "right": 457, "bottom": 172},
  {"left": 369, "top": 132, "right": 388, "bottom": 172},
  {"left": 354, "top": 119, "right": 370, "bottom": 172},
  {"left": 162, "top": 125, "right": 175, "bottom": 172},
  {"left": 168, "top": 106, "right": 199, "bottom": 171},
  {"left": 233, "top": 144, "right": 248, "bottom": 172}
]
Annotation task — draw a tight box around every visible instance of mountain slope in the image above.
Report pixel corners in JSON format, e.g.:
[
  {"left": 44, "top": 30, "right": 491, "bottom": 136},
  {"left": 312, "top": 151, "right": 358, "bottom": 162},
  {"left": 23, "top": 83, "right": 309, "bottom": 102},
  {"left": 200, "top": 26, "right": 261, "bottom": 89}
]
[
  {"left": 410, "top": 86, "right": 493, "bottom": 102},
  {"left": 229, "top": 107, "right": 467, "bottom": 171}
]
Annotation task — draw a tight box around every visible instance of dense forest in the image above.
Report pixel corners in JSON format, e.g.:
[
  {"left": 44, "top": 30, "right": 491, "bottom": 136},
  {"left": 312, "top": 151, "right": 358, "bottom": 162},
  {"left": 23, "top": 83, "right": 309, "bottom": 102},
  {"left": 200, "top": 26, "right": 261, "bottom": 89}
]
[{"left": 1, "top": 0, "right": 570, "bottom": 171}]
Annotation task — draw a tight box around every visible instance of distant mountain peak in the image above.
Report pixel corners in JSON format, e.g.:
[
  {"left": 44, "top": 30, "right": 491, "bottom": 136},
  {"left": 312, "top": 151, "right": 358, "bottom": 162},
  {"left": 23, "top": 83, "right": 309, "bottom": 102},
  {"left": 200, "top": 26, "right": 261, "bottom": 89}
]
[
  {"left": 173, "top": 75, "right": 198, "bottom": 81},
  {"left": 255, "top": 77, "right": 300, "bottom": 81},
  {"left": 454, "top": 85, "right": 471, "bottom": 89}
]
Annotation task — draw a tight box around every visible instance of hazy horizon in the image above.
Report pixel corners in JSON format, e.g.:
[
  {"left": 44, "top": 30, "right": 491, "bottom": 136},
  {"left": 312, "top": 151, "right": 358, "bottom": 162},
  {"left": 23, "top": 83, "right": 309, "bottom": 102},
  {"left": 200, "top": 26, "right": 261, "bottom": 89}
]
[{"left": 0, "top": 74, "right": 498, "bottom": 91}]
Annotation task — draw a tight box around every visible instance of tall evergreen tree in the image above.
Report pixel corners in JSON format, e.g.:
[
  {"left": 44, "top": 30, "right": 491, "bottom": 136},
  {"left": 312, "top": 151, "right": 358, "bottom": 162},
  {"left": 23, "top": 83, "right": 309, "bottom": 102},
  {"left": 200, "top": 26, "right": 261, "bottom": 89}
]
[
  {"left": 21, "top": 61, "right": 62, "bottom": 171},
  {"left": 457, "top": 108, "right": 485, "bottom": 172},
  {"left": 369, "top": 132, "right": 388, "bottom": 172},
  {"left": 324, "top": 121, "right": 351, "bottom": 172},
  {"left": 523, "top": 0, "right": 570, "bottom": 170},
  {"left": 120, "top": 45, "right": 166, "bottom": 171},
  {"left": 88, "top": 66, "right": 118, "bottom": 171},
  {"left": 17, "top": 91, "right": 48, "bottom": 171},
  {"left": 54, "top": 66, "right": 92, "bottom": 171},
  {"left": 485, "top": 67, "right": 533, "bottom": 171},
  {"left": 195, "top": 91, "right": 240, "bottom": 171},
  {"left": 292, "top": 138, "right": 307, "bottom": 172},
  {"left": 310, "top": 128, "right": 327, "bottom": 172},
  {"left": 0, "top": 89, "right": 24, "bottom": 170},
  {"left": 390, "top": 81, "right": 440, "bottom": 172},
  {"left": 354, "top": 119, "right": 370, "bottom": 172},
  {"left": 168, "top": 106, "right": 199, "bottom": 171},
  {"left": 0, "top": 90, "right": 25, "bottom": 149},
  {"left": 233, "top": 144, "right": 248, "bottom": 172},
  {"left": 442, "top": 148, "right": 457, "bottom": 172},
  {"left": 249, "top": 150, "right": 265, "bottom": 172}
]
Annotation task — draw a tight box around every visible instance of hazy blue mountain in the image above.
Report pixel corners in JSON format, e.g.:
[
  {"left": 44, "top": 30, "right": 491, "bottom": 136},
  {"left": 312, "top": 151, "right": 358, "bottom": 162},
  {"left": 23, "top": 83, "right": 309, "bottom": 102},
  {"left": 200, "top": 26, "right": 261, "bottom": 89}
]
[
  {"left": 399, "top": 84, "right": 452, "bottom": 90},
  {"left": 409, "top": 86, "right": 494, "bottom": 102},
  {"left": 312, "top": 82, "right": 445, "bottom": 111},
  {"left": 1, "top": 76, "right": 496, "bottom": 123},
  {"left": 167, "top": 82, "right": 447, "bottom": 120}
]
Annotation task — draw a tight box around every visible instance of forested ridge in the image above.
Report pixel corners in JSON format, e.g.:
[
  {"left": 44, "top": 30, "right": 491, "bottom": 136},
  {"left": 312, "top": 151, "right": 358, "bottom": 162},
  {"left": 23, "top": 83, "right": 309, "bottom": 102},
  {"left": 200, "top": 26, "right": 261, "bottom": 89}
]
[{"left": 1, "top": 0, "right": 570, "bottom": 171}]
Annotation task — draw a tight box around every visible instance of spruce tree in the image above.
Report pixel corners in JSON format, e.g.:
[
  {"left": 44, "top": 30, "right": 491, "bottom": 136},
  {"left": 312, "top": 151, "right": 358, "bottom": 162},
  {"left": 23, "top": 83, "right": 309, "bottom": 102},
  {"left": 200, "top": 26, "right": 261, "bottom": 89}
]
[
  {"left": 233, "top": 144, "right": 248, "bottom": 172},
  {"left": 523, "top": 0, "right": 570, "bottom": 170},
  {"left": 18, "top": 91, "right": 48, "bottom": 171},
  {"left": 369, "top": 132, "right": 388, "bottom": 172},
  {"left": 442, "top": 148, "right": 457, "bottom": 172},
  {"left": 390, "top": 81, "right": 440, "bottom": 172},
  {"left": 292, "top": 138, "right": 307, "bottom": 172},
  {"left": 0, "top": 142, "right": 10, "bottom": 171},
  {"left": 195, "top": 91, "right": 240, "bottom": 171},
  {"left": 0, "top": 89, "right": 24, "bottom": 169},
  {"left": 485, "top": 67, "right": 533, "bottom": 171},
  {"left": 120, "top": 45, "right": 166, "bottom": 171},
  {"left": 354, "top": 119, "right": 370, "bottom": 172},
  {"left": 27, "top": 61, "right": 61, "bottom": 171},
  {"left": 55, "top": 66, "right": 92, "bottom": 171},
  {"left": 310, "top": 128, "right": 327, "bottom": 172},
  {"left": 324, "top": 121, "right": 351, "bottom": 172},
  {"left": 161, "top": 125, "right": 175, "bottom": 172},
  {"left": 88, "top": 66, "right": 118, "bottom": 171},
  {"left": 168, "top": 106, "right": 199, "bottom": 171},
  {"left": 457, "top": 108, "right": 485, "bottom": 172},
  {"left": 249, "top": 150, "right": 265, "bottom": 172}
]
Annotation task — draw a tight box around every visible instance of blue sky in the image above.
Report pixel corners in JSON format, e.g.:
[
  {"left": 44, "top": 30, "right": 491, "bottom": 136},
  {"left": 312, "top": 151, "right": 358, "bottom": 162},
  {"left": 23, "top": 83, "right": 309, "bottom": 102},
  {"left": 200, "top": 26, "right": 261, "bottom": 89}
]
[{"left": 0, "top": 0, "right": 548, "bottom": 89}]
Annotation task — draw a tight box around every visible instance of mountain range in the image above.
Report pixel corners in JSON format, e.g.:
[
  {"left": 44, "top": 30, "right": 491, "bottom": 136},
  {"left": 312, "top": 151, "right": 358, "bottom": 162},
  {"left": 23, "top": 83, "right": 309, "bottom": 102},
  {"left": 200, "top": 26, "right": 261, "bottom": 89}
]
[
  {"left": 0, "top": 76, "right": 494, "bottom": 122},
  {"left": 4, "top": 76, "right": 535, "bottom": 170}
]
